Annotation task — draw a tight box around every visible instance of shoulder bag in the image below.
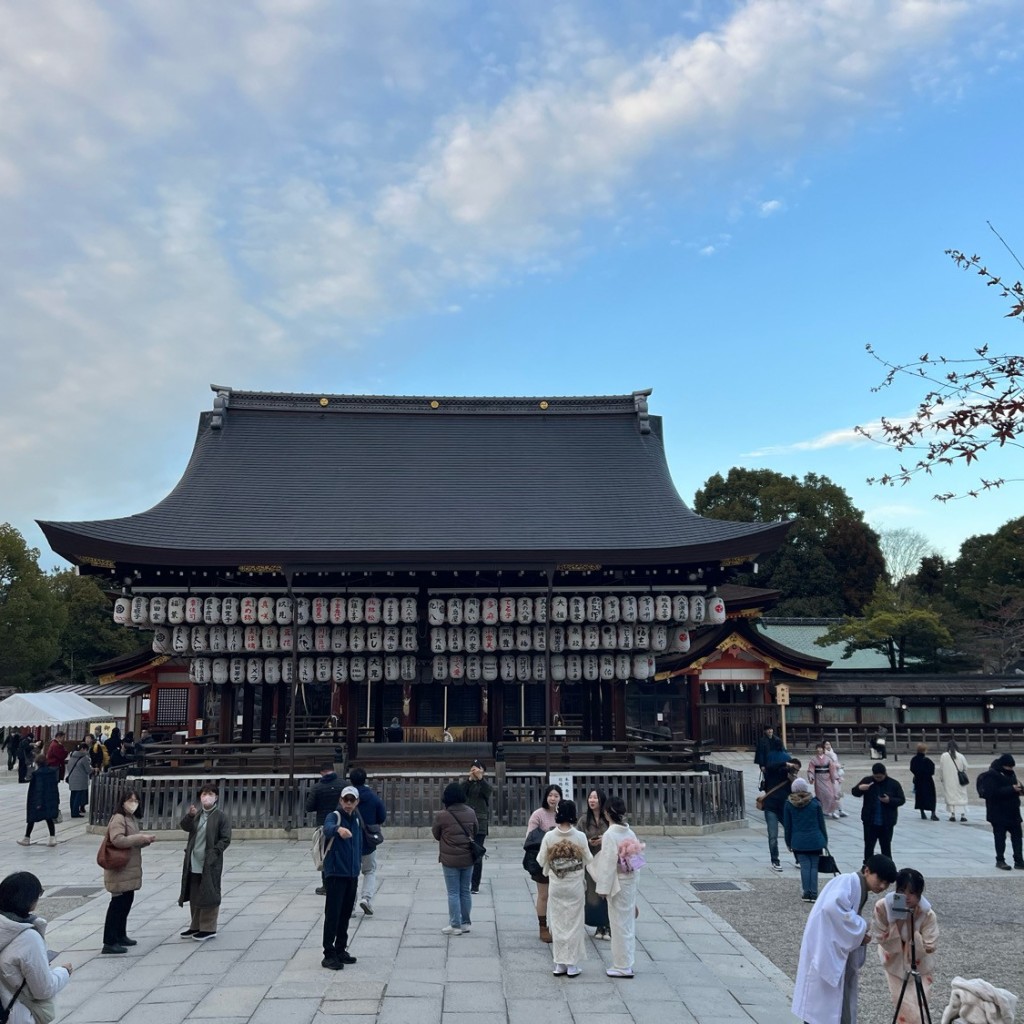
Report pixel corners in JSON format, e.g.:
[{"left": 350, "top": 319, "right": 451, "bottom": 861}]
[
  {"left": 956, "top": 759, "right": 970, "bottom": 788},
  {"left": 96, "top": 823, "right": 131, "bottom": 870},
  {"left": 522, "top": 825, "right": 547, "bottom": 875},
  {"left": 455, "top": 812, "right": 485, "bottom": 864},
  {"left": 755, "top": 778, "right": 790, "bottom": 812},
  {"left": 357, "top": 810, "right": 384, "bottom": 851},
  {"left": 818, "top": 847, "right": 840, "bottom": 876}
]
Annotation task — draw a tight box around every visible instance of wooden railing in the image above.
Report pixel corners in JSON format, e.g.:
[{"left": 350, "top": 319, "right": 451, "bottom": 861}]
[
  {"left": 89, "top": 762, "right": 744, "bottom": 831},
  {"left": 782, "top": 724, "right": 1024, "bottom": 756}
]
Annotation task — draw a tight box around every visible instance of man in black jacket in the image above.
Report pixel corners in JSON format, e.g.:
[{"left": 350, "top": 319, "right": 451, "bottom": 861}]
[
  {"left": 980, "top": 753, "right": 1023, "bottom": 870},
  {"left": 349, "top": 767, "right": 387, "bottom": 916},
  {"left": 851, "top": 762, "right": 906, "bottom": 866},
  {"left": 464, "top": 759, "right": 492, "bottom": 893},
  {"left": 306, "top": 763, "right": 345, "bottom": 894}
]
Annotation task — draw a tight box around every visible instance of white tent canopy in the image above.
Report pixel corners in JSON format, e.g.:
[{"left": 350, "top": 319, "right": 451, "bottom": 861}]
[{"left": 0, "top": 691, "right": 112, "bottom": 728}]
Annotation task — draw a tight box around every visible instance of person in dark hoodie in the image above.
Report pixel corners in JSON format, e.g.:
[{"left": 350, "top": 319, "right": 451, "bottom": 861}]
[
  {"left": 320, "top": 786, "right": 363, "bottom": 970},
  {"left": 17, "top": 756, "right": 59, "bottom": 848},
  {"left": 851, "top": 762, "right": 906, "bottom": 866},
  {"left": 305, "top": 763, "right": 345, "bottom": 895},
  {"left": 784, "top": 778, "right": 829, "bottom": 903},
  {"left": 978, "top": 753, "right": 1023, "bottom": 870},
  {"left": 759, "top": 742, "right": 800, "bottom": 873}
]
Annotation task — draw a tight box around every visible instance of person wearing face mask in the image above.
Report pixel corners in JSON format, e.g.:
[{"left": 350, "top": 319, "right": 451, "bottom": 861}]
[
  {"left": 100, "top": 789, "right": 157, "bottom": 954},
  {"left": 177, "top": 785, "right": 232, "bottom": 942}
]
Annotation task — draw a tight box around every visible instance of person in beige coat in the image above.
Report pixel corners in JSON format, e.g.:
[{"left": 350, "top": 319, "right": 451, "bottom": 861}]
[{"left": 101, "top": 789, "right": 156, "bottom": 955}]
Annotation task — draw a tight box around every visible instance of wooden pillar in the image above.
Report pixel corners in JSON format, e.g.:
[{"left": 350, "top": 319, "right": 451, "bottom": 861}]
[
  {"left": 241, "top": 683, "right": 255, "bottom": 743},
  {"left": 551, "top": 684, "right": 562, "bottom": 725},
  {"left": 331, "top": 681, "right": 343, "bottom": 720},
  {"left": 373, "top": 682, "right": 385, "bottom": 743},
  {"left": 611, "top": 681, "right": 626, "bottom": 742},
  {"left": 488, "top": 681, "right": 502, "bottom": 745},
  {"left": 275, "top": 683, "right": 288, "bottom": 742},
  {"left": 689, "top": 674, "right": 702, "bottom": 742},
  {"left": 218, "top": 683, "right": 235, "bottom": 743},
  {"left": 259, "top": 684, "right": 274, "bottom": 742},
  {"left": 343, "top": 682, "right": 358, "bottom": 763}
]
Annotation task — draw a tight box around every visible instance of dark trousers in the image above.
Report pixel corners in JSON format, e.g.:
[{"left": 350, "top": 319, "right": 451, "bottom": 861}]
[
  {"left": 70, "top": 790, "right": 88, "bottom": 817},
  {"left": 6, "top": 749, "right": 15, "bottom": 770},
  {"left": 994, "top": 821, "right": 1024, "bottom": 864},
  {"left": 471, "top": 832, "right": 486, "bottom": 890},
  {"left": 17, "top": 759, "right": 28, "bottom": 783},
  {"left": 323, "top": 876, "right": 358, "bottom": 957},
  {"left": 103, "top": 890, "right": 135, "bottom": 944},
  {"left": 25, "top": 820, "right": 55, "bottom": 838},
  {"left": 863, "top": 822, "right": 894, "bottom": 865}
]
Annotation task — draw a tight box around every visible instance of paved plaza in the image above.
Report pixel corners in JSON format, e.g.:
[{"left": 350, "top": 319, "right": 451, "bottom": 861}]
[{"left": 3, "top": 748, "right": 1022, "bottom": 1024}]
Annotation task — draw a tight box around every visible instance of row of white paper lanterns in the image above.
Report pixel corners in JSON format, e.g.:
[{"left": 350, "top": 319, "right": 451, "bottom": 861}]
[
  {"left": 117, "top": 592, "right": 725, "bottom": 629},
  {"left": 154, "top": 622, "right": 693, "bottom": 657},
  {"left": 187, "top": 652, "right": 661, "bottom": 686}
]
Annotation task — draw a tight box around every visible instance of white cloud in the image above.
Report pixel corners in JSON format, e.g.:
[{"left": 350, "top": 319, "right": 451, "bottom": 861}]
[{"left": 759, "top": 199, "right": 783, "bottom": 216}]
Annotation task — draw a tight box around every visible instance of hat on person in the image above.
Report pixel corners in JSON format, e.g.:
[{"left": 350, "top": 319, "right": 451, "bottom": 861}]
[
  {"left": 471, "top": 759, "right": 484, "bottom": 769},
  {"left": 996, "top": 754, "right": 1016, "bottom": 769},
  {"left": 791, "top": 778, "right": 813, "bottom": 794},
  {"left": 340, "top": 786, "right": 360, "bottom": 800}
]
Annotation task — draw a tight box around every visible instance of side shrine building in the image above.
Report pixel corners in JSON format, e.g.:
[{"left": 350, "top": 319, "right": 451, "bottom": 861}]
[{"left": 40, "top": 386, "right": 793, "bottom": 758}]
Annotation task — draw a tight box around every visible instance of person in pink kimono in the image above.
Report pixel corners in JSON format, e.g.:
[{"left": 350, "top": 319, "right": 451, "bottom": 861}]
[{"left": 808, "top": 744, "right": 839, "bottom": 818}]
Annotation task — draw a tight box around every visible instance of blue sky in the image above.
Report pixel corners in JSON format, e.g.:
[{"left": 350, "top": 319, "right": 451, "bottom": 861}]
[{"left": 3, "top": 0, "right": 1022, "bottom": 570}]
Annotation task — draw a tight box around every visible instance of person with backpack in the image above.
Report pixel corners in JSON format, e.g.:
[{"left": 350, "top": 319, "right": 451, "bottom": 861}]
[
  {"left": 348, "top": 768, "right": 386, "bottom": 917},
  {"left": 305, "top": 764, "right": 344, "bottom": 895},
  {"left": 977, "top": 754, "right": 1023, "bottom": 871}
]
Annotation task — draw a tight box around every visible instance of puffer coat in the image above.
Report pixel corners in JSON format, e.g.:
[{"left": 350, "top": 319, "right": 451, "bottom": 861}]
[
  {"left": 104, "top": 811, "right": 153, "bottom": 894},
  {"left": 432, "top": 803, "right": 478, "bottom": 868},
  {"left": 783, "top": 791, "right": 828, "bottom": 853},
  {"left": 26, "top": 764, "right": 59, "bottom": 823}
]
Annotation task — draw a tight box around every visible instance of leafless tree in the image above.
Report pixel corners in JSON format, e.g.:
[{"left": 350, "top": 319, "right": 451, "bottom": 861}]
[{"left": 878, "top": 528, "right": 935, "bottom": 585}]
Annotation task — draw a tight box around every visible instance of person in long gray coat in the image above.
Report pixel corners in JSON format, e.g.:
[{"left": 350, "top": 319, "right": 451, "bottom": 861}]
[
  {"left": 177, "top": 784, "right": 232, "bottom": 941},
  {"left": 66, "top": 744, "right": 92, "bottom": 818}
]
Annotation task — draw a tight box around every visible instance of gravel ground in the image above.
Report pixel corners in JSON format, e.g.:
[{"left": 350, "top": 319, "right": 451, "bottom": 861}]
[{"left": 698, "top": 873, "right": 1024, "bottom": 1024}]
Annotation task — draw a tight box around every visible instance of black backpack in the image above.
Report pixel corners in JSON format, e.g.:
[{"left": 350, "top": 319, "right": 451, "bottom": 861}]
[{"left": 976, "top": 769, "right": 996, "bottom": 801}]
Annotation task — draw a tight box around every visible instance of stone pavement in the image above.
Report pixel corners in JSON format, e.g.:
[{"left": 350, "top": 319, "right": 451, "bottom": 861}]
[{"left": 1, "top": 745, "right": 1019, "bottom": 1024}]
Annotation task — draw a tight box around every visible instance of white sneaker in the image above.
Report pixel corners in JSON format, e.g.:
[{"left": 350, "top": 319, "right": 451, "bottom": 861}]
[
  {"left": 16, "top": 838, "right": 30, "bottom": 847},
  {"left": 48, "top": 836, "right": 57, "bottom": 847},
  {"left": 441, "top": 926, "right": 462, "bottom": 935},
  {"left": 461, "top": 924, "right": 471, "bottom": 932},
  {"left": 770, "top": 862, "right": 783, "bottom": 872},
  {"left": 831, "top": 811, "right": 841, "bottom": 819},
  {"left": 838, "top": 810, "right": 848, "bottom": 817}
]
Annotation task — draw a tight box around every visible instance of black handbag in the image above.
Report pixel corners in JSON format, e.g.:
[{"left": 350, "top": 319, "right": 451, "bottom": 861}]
[
  {"left": 522, "top": 826, "right": 547, "bottom": 876},
  {"left": 455, "top": 813, "right": 485, "bottom": 863},
  {"left": 957, "top": 768, "right": 970, "bottom": 787},
  {"left": 357, "top": 811, "right": 384, "bottom": 851},
  {"left": 818, "top": 848, "right": 839, "bottom": 876}
]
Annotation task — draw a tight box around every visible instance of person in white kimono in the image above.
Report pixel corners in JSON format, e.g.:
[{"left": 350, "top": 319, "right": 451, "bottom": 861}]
[
  {"left": 792, "top": 854, "right": 898, "bottom": 1024},
  {"left": 536, "top": 799, "right": 592, "bottom": 978},
  {"left": 588, "top": 795, "right": 640, "bottom": 979},
  {"left": 938, "top": 741, "right": 970, "bottom": 822},
  {"left": 871, "top": 868, "right": 938, "bottom": 1024}
]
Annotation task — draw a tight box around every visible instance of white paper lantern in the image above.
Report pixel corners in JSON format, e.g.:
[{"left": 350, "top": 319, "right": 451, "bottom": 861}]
[
  {"left": 152, "top": 628, "right": 170, "bottom": 653},
  {"left": 482, "top": 627, "right": 497, "bottom": 653},
  {"left": 348, "top": 597, "right": 364, "bottom": 624},
  {"left": 482, "top": 597, "right": 499, "bottom": 625},
  {"left": 550, "top": 654, "right": 566, "bottom": 681},
  {"left": 634, "top": 624, "right": 650, "bottom": 650},
  {"left": 689, "top": 595, "right": 706, "bottom": 625},
  {"left": 184, "top": 596, "right": 202, "bottom": 624},
  {"left": 247, "top": 658, "right": 263, "bottom": 684},
  {"left": 516, "top": 626, "right": 532, "bottom": 651},
  {"left": 466, "top": 655, "right": 481, "bottom": 682},
  {"left": 433, "top": 656, "right": 448, "bottom": 681},
  {"left": 583, "top": 625, "right": 600, "bottom": 650},
  {"left": 600, "top": 625, "right": 616, "bottom": 649},
  {"left": 193, "top": 658, "right": 212, "bottom": 684},
  {"left": 365, "top": 597, "right": 382, "bottom": 624},
  {"left": 651, "top": 625, "right": 668, "bottom": 652},
  {"left": 600, "top": 654, "right": 615, "bottom": 680},
  {"left": 227, "top": 626, "right": 243, "bottom": 652},
  {"left": 400, "top": 656, "right": 417, "bottom": 681},
  {"left": 366, "top": 626, "right": 383, "bottom": 651},
  {"left": 113, "top": 597, "right": 130, "bottom": 624},
  {"left": 602, "top": 595, "right": 620, "bottom": 623},
  {"left": 447, "top": 627, "right": 463, "bottom": 653},
  {"left": 498, "top": 627, "right": 514, "bottom": 652},
  {"left": 620, "top": 595, "right": 637, "bottom": 623},
  {"left": 382, "top": 598, "right": 400, "bottom": 625},
  {"left": 586, "top": 596, "right": 603, "bottom": 623},
  {"left": 261, "top": 626, "right": 278, "bottom": 651},
  {"left": 708, "top": 595, "right": 727, "bottom": 624},
  {"left": 230, "top": 658, "right": 246, "bottom": 684},
  {"left": 209, "top": 626, "right": 226, "bottom": 652},
  {"left": 633, "top": 654, "right": 653, "bottom": 680},
  {"left": 331, "top": 627, "right": 348, "bottom": 653},
  {"left": 498, "top": 596, "right": 516, "bottom": 623},
  {"left": 333, "top": 657, "right": 349, "bottom": 684},
  {"left": 669, "top": 628, "right": 691, "bottom": 653},
  {"left": 314, "top": 626, "right": 331, "bottom": 652},
  {"left": 191, "top": 626, "right": 209, "bottom": 652},
  {"left": 131, "top": 596, "right": 149, "bottom": 625},
  {"left": 637, "top": 595, "right": 655, "bottom": 623},
  {"left": 400, "top": 597, "right": 418, "bottom": 624},
  {"left": 463, "top": 596, "right": 480, "bottom": 625},
  {"left": 384, "top": 626, "right": 399, "bottom": 653},
  {"left": 148, "top": 596, "right": 166, "bottom": 624},
  {"left": 237, "top": 596, "right": 255, "bottom": 624},
  {"left": 430, "top": 628, "right": 446, "bottom": 654},
  {"left": 568, "top": 596, "right": 585, "bottom": 624},
  {"left": 583, "top": 654, "right": 599, "bottom": 681},
  {"left": 348, "top": 626, "right": 365, "bottom": 653},
  {"left": 281, "top": 659, "right": 294, "bottom": 684},
  {"left": 275, "top": 597, "right": 293, "bottom": 625},
  {"left": 532, "top": 626, "right": 547, "bottom": 651},
  {"left": 350, "top": 656, "right": 367, "bottom": 683},
  {"left": 655, "top": 594, "right": 672, "bottom": 622},
  {"left": 532, "top": 655, "right": 546, "bottom": 681},
  {"left": 265, "top": 658, "right": 282, "bottom": 684},
  {"left": 330, "top": 597, "right": 347, "bottom": 624},
  {"left": 549, "top": 626, "right": 565, "bottom": 653},
  {"left": 672, "top": 595, "right": 689, "bottom": 622},
  {"left": 428, "top": 598, "right": 446, "bottom": 626},
  {"left": 464, "top": 626, "right": 480, "bottom": 653},
  {"left": 516, "top": 597, "right": 533, "bottom": 624},
  {"left": 500, "top": 654, "right": 516, "bottom": 681},
  {"left": 401, "top": 625, "right": 418, "bottom": 652},
  {"left": 295, "top": 598, "right": 311, "bottom": 625},
  {"left": 385, "top": 656, "right": 401, "bottom": 682},
  {"left": 533, "top": 596, "right": 548, "bottom": 623},
  {"left": 279, "top": 626, "right": 294, "bottom": 651},
  {"left": 550, "top": 596, "right": 568, "bottom": 623},
  {"left": 482, "top": 655, "right": 498, "bottom": 682},
  {"left": 449, "top": 654, "right": 465, "bottom": 680},
  {"left": 446, "top": 597, "right": 463, "bottom": 626},
  {"left": 299, "top": 657, "right": 315, "bottom": 684},
  {"left": 256, "top": 596, "right": 274, "bottom": 625},
  {"left": 567, "top": 625, "right": 583, "bottom": 651},
  {"left": 367, "top": 656, "right": 383, "bottom": 683},
  {"left": 297, "top": 627, "right": 314, "bottom": 653},
  {"left": 513, "top": 654, "right": 529, "bottom": 681},
  {"left": 212, "top": 658, "right": 229, "bottom": 685},
  {"left": 311, "top": 596, "right": 330, "bottom": 625},
  {"left": 615, "top": 654, "right": 631, "bottom": 680},
  {"left": 616, "top": 624, "right": 634, "bottom": 650},
  {"left": 168, "top": 596, "right": 186, "bottom": 624},
  {"left": 566, "top": 655, "right": 582, "bottom": 682},
  {"left": 221, "top": 597, "right": 239, "bottom": 625},
  {"left": 170, "top": 626, "right": 188, "bottom": 653}
]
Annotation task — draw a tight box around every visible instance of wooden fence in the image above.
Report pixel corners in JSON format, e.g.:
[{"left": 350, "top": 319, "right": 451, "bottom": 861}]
[{"left": 89, "top": 762, "right": 745, "bottom": 832}]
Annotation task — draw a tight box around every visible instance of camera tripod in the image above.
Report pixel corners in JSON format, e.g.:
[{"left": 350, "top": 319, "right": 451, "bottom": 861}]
[{"left": 890, "top": 913, "right": 932, "bottom": 1024}]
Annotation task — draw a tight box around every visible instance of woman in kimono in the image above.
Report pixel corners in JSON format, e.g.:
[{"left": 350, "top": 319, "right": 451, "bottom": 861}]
[
  {"left": 822, "top": 741, "right": 848, "bottom": 817},
  {"left": 910, "top": 745, "right": 939, "bottom": 821},
  {"left": 577, "top": 789, "right": 610, "bottom": 939},
  {"left": 871, "top": 868, "right": 939, "bottom": 1024},
  {"left": 938, "top": 740, "right": 970, "bottom": 822},
  {"left": 807, "top": 744, "right": 839, "bottom": 819},
  {"left": 536, "top": 799, "right": 592, "bottom": 977},
  {"left": 588, "top": 795, "right": 640, "bottom": 978}
]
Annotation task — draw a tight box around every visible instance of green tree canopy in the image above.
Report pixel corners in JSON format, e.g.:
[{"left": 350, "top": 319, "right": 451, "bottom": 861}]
[
  {"left": 693, "top": 468, "right": 887, "bottom": 616},
  {"left": 0, "top": 524, "right": 64, "bottom": 689}
]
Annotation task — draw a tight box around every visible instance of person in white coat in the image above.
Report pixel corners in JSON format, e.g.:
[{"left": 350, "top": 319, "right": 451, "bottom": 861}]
[
  {"left": 792, "top": 854, "right": 897, "bottom": 1024},
  {"left": 0, "top": 872, "right": 72, "bottom": 1024},
  {"left": 536, "top": 799, "right": 592, "bottom": 978},
  {"left": 938, "top": 741, "right": 970, "bottom": 822},
  {"left": 587, "top": 795, "right": 641, "bottom": 979}
]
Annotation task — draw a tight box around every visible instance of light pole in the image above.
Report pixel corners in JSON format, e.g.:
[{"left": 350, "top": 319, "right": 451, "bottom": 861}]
[{"left": 883, "top": 695, "right": 901, "bottom": 762}]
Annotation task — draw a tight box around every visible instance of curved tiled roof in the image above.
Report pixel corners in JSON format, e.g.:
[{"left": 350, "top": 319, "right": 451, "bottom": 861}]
[{"left": 40, "top": 387, "right": 791, "bottom": 569}]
